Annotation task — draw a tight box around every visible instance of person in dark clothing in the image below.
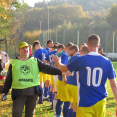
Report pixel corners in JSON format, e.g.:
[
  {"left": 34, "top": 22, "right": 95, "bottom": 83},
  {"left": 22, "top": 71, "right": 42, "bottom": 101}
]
[{"left": 98, "top": 48, "right": 106, "bottom": 56}]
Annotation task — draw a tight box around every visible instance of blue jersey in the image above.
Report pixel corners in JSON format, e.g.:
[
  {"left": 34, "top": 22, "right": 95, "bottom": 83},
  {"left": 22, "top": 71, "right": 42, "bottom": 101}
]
[
  {"left": 58, "top": 52, "right": 68, "bottom": 81},
  {"left": 67, "top": 52, "right": 116, "bottom": 107},
  {"left": 34, "top": 48, "right": 48, "bottom": 62},
  {"left": 47, "top": 50, "right": 57, "bottom": 66},
  {"left": 66, "top": 55, "right": 79, "bottom": 86},
  {"left": 46, "top": 47, "right": 50, "bottom": 54}
]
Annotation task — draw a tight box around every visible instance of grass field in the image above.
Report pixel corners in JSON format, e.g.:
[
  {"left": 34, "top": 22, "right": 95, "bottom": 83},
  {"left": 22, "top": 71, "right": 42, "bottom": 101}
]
[{"left": 0, "top": 62, "right": 117, "bottom": 117}]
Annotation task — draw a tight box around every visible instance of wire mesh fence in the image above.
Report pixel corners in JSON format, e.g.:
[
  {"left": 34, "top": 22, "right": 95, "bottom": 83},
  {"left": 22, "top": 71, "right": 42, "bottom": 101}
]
[{"left": 1, "top": 29, "right": 117, "bottom": 59}]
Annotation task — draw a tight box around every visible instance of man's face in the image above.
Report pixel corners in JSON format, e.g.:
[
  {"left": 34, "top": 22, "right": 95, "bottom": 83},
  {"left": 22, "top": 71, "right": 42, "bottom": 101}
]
[
  {"left": 48, "top": 42, "right": 53, "bottom": 48},
  {"left": 63, "top": 46, "right": 68, "bottom": 52},
  {"left": 66, "top": 49, "right": 74, "bottom": 57},
  {"left": 19, "top": 46, "right": 29, "bottom": 56},
  {"left": 99, "top": 50, "right": 102, "bottom": 54}
]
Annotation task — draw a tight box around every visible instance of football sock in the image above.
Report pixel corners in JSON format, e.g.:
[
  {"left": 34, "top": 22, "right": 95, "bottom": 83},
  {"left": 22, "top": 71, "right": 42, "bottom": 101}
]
[
  {"left": 56, "top": 99, "right": 63, "bottom": 116},
  {"left": 49, "top": 92, "right": 54, "bottom": 102},
  {"left": 69, "top": 108, "right": 73, "bottom": 117},
  {"left": 63, "top": 102, "right": 71, "bottom": 117},
  {"left": 73, "top": 112, "right": 76, "bottom": 117},
  {"left": 53, "top": 97, "right": 57, "bottom": 114},
  {"left": 44, "top": 87, "right": 49, "bottom": 98}
]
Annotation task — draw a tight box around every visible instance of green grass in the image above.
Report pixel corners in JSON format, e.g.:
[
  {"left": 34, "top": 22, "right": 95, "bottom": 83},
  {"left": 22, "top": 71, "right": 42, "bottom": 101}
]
[{"left": 0, "top": 62, "right": 117, "bottom": 117}]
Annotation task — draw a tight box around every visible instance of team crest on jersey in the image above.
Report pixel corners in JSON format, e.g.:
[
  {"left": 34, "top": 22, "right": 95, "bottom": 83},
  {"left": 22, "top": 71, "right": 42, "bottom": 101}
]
[{"left": 20, "top": 65, "right": 30, "bottom": 75}]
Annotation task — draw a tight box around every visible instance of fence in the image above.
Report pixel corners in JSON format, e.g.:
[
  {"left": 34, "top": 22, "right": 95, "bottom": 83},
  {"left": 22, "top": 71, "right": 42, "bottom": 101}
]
[
  {"left": 39, "top": 30, "right": 117, "bottom": 59},
  {"left": 0, "top": 30, "right": 117, "bottom": 59}
]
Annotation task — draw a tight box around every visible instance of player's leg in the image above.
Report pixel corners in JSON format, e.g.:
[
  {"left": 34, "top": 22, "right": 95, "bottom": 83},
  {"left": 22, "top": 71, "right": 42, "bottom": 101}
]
[
  {"left": 53, "top": 75, "right": 58, "bottom": 115},
  {"left": 49, "top": 75, "right": 55, "bottom": 109},
  {"left": 63, "top": 101, "right": 71, "bottom": 117},
  {"left": 56, "top": 99, "right": 63, "bottom": 117},
  {"left": 66, "top": 84, "right": 73, "bottom": 117},
  {"left": 44, "top": 74, "right": 51, "bottom": 100},
  {"left": 72, "top": 85, "right": 78, "bottom": 117}
]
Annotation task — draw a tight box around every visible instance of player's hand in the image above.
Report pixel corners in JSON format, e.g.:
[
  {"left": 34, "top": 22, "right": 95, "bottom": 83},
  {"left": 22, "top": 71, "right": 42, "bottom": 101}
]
[
  {"left": 62, "top": 71, "right": 71, "bottom": 77},
  {"left": 52, "top": 55, "right": 60, "bottom": 63}
]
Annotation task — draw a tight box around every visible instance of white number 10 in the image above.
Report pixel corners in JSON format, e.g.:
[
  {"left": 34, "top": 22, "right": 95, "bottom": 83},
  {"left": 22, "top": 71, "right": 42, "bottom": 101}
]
[{"left": 86, "top": 67, "right": 103, "bottom": 87}]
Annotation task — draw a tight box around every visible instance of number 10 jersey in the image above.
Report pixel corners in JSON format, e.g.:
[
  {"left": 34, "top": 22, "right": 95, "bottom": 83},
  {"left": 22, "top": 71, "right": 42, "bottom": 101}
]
[{"left": 67, "top": 52, "right": 116, "bottom": 107}]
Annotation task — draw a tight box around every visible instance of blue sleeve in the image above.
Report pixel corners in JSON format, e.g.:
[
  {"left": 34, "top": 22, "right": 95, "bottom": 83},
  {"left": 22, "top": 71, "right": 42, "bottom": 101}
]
[
  {"left": 45, "top": 50, "right": 48, "bottom": 61},
  {"left": 107, "top": 60, "right": 116, "bottom": 79},
  {"left": 67, "top": 57, "right": 79, "bottom": 72},
  {"left": 46, "top": 54, "right": 49, "bottom": 62},
  {"left": 61, "top": 54, "right": 68, "bottom": 65},
  {"left": 34, "top": 51, "right": 39, "bottom": 59}
]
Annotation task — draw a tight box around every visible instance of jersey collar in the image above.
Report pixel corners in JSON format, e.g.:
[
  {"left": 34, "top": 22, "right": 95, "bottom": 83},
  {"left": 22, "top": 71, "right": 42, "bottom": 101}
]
[{"left": 88, "top": 52, "right": 100, "bottom": 56}]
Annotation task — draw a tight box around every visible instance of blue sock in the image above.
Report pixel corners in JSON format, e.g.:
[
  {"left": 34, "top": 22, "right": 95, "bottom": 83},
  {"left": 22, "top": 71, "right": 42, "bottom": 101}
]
[
  {"left": 44, "top": 87, "right": 49, "bottom": 98},
  {"left": 73, "top": 112, "right": 76, "bottom": 117},
  {"left": 49, "top": 92, "right": 54, "bottom": 102},
  {"left": 42, "top": 87, "right": 44, "bottom": 94},
  {"left": 56, "top": 99, "right": 63, "bottom": 116},
  {"left": 47, "top": 86, "right": 51, "bottom": 96},
  {"left": 69, "top": 108, "right": 73, "bottom": 117},
  {"left": 63, "top": 102, "right": 71, "bottom": 117}
]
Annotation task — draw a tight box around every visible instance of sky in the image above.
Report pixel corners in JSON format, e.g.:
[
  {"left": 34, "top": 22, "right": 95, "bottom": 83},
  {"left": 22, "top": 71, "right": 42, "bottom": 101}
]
[{"left": 20, "top": 0, "right": 50, "bottom": 7}]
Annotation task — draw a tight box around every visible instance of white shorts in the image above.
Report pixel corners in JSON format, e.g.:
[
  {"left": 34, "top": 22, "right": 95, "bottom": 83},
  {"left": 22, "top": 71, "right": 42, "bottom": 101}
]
[{"left": 53, "top": 75, "right": 58, "bottom": 92}]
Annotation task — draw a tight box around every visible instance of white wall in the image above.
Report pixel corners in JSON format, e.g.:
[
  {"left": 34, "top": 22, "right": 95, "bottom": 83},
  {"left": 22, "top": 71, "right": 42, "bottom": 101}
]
[{"left": 105, "top": 53, "right": 117, "bottom": 58}]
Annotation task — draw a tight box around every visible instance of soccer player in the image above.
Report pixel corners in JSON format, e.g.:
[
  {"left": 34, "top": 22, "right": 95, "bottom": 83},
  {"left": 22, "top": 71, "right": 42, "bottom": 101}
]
[
  {"left": 79, "top": 46, "right": 89, "bottom": 56},
  {"left": 46, "top": 40, "right": 54, "bottom": 52},
  {"left": 66, "top": 45, "right": 79, "bottom": 117},
  {"left": 55, "top": 44, "right": 70, "bottom": 117},
  {"left": 44, "top": 40, "right": 54, "bottom": 100},
  {"left": 53, "top": 34, "right": 117, "bottom": 117},
  {"left": 63, "top": 42, "right": 73, "bottom": 52},
  {"left": 44, "top": 44, "right": 58, "bottom": 108},
  {"left": 33, "top": 41, "right": 48, "bottom": 104}
]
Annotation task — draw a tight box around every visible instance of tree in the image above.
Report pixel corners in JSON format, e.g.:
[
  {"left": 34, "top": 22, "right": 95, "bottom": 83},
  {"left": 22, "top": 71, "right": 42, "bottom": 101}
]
[{"left": 106, "top": 3, "right": 117, "bottom": 30}]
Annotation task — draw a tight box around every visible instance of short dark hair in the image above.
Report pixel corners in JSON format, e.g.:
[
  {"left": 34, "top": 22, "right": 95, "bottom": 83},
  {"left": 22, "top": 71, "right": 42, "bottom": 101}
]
[
  {"left": 81, "top": 43, "right": 87, "bottom": 46},
  {"left": 58, "top": 44, "right": 65, "bottom": 50},
  {"left": 81, "top": 46, "right": 89, "bottom": 54},
  {"left": 98, "top": 48, "right": 103, "bottom": 51},
  {"left": 69, "top": 45, "right": 79, "bottom": 53},
  {"left": 33, "top": 41, "right": 40, "bottom": 48},
  {"left": 65, "top": 42, "right": 73, "bottom": 48},
  {"left": 47, "top": 40, "right": 53, "bottom": 45},
  {"left": 55, "top": 42, "right": 60, "bottom": 45},
  {"left": 52, "top": 44, "right": 58, "bottom": 49},
  {"left": 88, "top": 34, "right": 100, "bottom": 47}
]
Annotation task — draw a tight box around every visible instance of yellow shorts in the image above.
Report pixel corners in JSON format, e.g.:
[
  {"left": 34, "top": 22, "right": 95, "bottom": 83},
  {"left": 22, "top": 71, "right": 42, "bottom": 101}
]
[
  {"left": 39, "top": 72, "right": 44, "bottom": 82},
  {"left": 76, "top": 98, "right": 106, "bottom": 117},
  {"left": 56, "top": 79, "right": 70, "bottom": 102},
  {"left": 66, "top": 84, "right": 78, "bottom": 106},
  {"left": 43, "top": 73, "right": 47, "bottom": 82},
  {"left": 50, "top": 75, "right": 54, "bottom": 85},
  {"left": 46, "top": 74, "right": 51, "bottom": 81}
]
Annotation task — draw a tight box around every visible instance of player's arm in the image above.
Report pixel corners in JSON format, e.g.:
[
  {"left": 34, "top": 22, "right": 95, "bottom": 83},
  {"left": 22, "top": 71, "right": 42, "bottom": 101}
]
[
  {"left": 37, "top": 59, "right": 62, "bottom": 75},
  {"left": 109, "top": 78, "right": 117, "bottom": 104},
  {"left": 53, "top": 55, "right": 78, "bottom": 72},
  {"left": 53, "top": 55, "right": 69, "bottom": 72}
]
